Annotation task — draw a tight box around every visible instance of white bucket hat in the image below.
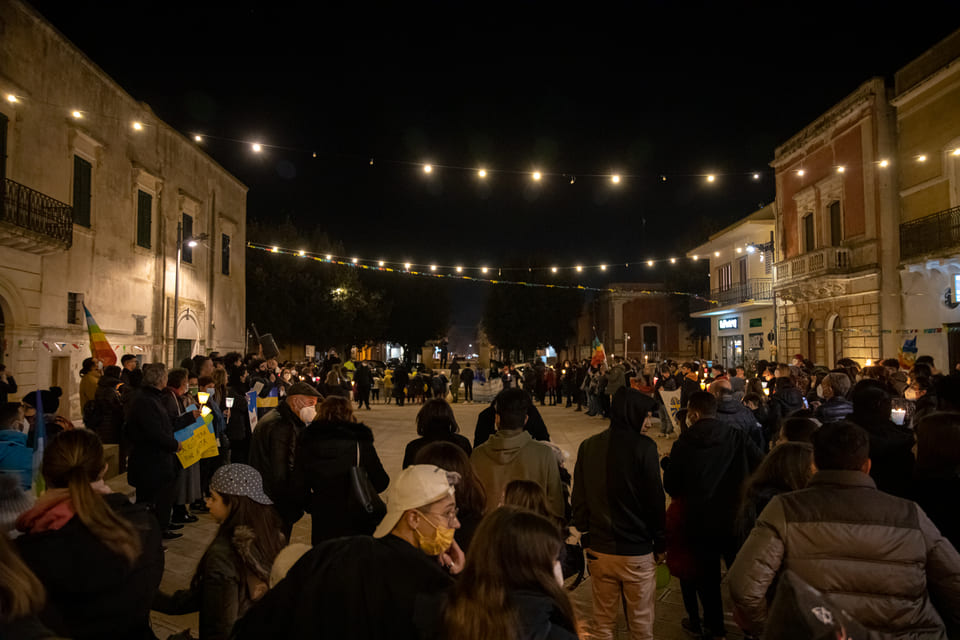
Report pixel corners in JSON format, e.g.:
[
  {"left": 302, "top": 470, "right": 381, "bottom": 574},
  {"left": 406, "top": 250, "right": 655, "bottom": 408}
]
[{"left": 373, "top": 465, "right": 458, "bottom": 538}]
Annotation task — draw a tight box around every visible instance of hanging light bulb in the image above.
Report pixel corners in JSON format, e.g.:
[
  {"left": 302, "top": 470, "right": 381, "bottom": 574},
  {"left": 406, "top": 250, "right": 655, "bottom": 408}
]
[
  {"left": 325, "top": 254, "right": 332, "bottom": 260},
  {"left": 378, "top": 260, "right": 385, "bottom": 267},
  {"left": 456, "top": 266, "right": 463, "bottom": 273},
  {"left": 72, "top": 110, "right": 84, "bottom": 119},
  {"left": 5, "top": 94, "right": 17, "bottom": 103},
  {"left": 600, "top": 264, "right": 607, "bottom": 271},
  {"left": 706, "top": 174, "right": 716, "bottom": 183},
  {"left": 647, "top": 260, "right": 654, "bottom": 267},
  {"left": 714, "top": 251, "right": 720, "bottom": 257},
  {"left": 532, "top": 171, "right": 542, "bottom": 181},
  {"left": 430, "top": 264, "right": 437, "bottom": 271},
  {"left": 481, "top": 267, "right": 488, "bottom": 274},
  {"left": 404, "top": 262, "right": 412, "bottom": 270},
  {"left": 692, "top": 255, "right": 699, "bottom": 261},
  {"left": 252, "top": 142, "right": 262, "bottom": 152},
  {"left": 797, "top": 169, "right": 805, "bottom": 176},
  {"left": 879, "top": 159, "right": 889, "bottom": 167},
  {"left": 670, "top": 258, "right": 677, "bottom": 264},
  {"left": 575, "top": 265, "right": 583, "bottom": 272},
  {"left": 610, "top": 175, "right": 620, "bottom": 184},
  {"left": 352, "top": 258, "right": 358, "bottom": 264},
  {"left": 836, "top": 166, "right": 845, "bottom": 173},
  {"left": 423, "top": 164, "right": 433, "bottom": 173},
  {"left": 132, "top": 121, "right": 144, "bottom": 131},
  {"left": 551, "top": 267, "right": 558, "bottom": 273},
  {"left": 570, "top": 176, "right": 576, "bottom": 184},
  {"left": 478, "top": 169, "right": 487, "bottom": 178},
  {"left": 752, "top": 173, "right": 760, "bottom": 180},
  {"left": 298, "top": 250, "right": 306, "bottom": 257}
]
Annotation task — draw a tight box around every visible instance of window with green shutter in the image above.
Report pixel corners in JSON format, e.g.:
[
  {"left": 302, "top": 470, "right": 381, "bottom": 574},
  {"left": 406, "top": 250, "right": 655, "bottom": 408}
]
[
  {"left": 182, "top": 213, "right": 193, "bottom": 264},
  {"left": 73, "top": 155, "right": 92, "bottom": 227},
  {"left": 136, "top": 190, "right": 152, "bottom": 248}
]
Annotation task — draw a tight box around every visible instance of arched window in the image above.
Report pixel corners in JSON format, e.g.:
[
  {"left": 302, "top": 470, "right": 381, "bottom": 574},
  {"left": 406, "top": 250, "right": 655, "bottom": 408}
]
[{"left": 826, "top": 313, "right": 842, "bottom": 367}]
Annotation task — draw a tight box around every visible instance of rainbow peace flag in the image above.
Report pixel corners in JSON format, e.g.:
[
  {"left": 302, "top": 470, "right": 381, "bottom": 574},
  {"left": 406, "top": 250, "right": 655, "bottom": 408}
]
[
  {"left": 590, "top": 336, "right": 606, "bottom": 367},
  {"left": 82, "top": 303, "right": 117, "bottom": 366}
]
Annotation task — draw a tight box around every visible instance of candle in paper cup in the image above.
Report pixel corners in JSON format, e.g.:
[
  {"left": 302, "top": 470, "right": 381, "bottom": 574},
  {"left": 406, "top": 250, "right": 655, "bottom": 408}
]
[
  {"left": 197, "top": 391, "right": 210, "bottom": 405},
  {"left": 890, "top": 408, "right": 906, "bottom": 425},
  {"left": 225, "top": 397, "right": 235, "bottom": 409},
  {"left": 201, "top": 405, "right": 212, "bottom": 417}
]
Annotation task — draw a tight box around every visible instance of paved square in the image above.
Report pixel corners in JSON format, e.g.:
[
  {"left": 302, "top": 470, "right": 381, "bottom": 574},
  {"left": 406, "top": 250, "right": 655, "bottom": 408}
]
[{"left": 150, "top": 398, "right": 745, "bottom": 639}]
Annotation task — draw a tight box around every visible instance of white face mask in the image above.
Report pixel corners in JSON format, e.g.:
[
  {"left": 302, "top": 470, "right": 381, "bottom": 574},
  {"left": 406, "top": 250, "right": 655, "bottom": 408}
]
[
  {"left": 904, "top": 388, "right": 919, "bottom": 401},
  {"left": 299, "top": 405, "right": 317, "bottom": 423},
  {"left": 816, "top": 384, "right": 824, "bottom": 399}
]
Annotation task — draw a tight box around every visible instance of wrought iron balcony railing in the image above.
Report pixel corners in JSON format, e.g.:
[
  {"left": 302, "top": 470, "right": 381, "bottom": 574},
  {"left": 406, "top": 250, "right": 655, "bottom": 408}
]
[
  {"left": 900, "top": 205, "right": 960, "bottom": 262},
  {"left": 1, "top": 178, "right": 73, "bottom": 251},
  {"left": 711, "top": 279, "right": 773, "bottom": 306}
]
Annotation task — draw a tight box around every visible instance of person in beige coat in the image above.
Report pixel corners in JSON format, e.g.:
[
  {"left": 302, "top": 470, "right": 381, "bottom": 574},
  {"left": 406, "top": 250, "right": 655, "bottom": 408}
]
[
  {"left": 470, "top": 388, "right": 564, "bottom": 517},
  {"left": 729, "top": 420, "right": 960, "bottom": 639}
]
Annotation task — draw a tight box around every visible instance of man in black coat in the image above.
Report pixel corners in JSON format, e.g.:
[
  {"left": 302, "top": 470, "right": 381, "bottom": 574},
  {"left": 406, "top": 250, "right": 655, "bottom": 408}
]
[
  {"left": 662, "top": 391, "right": 763, "bottom": 639},
  {"left": 678, "top": 362, "right": 702, "bottom": 409},
  {"left": 573, "top": 388, "right": 665, "bottom": 639},
  {"left": 846, "top": 379, "right": 915, "bottom": 499},
  {"left": 460, "top": 364, "right": 475, "bottom": 403},
  {"left": 249, "top": 381, "right": 321, "bottom": 537},
  {"left": 711, "top": 379, "right": 764, "bottom": 450},
  {"left": 125, "top": 363, "right": 197, "bottom": 539},
  {"left": 473, "top": 395, "right": 551, "bottom": 448},
  {"left": 354, "top": 362, "right": 374, "bottom": 410}
]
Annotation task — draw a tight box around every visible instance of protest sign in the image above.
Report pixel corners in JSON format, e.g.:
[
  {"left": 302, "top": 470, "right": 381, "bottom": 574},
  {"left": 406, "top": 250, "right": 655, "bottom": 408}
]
[
  {"left": 247, "top": 390, "right": 259, "bottom": 430},
  {"left": 175, "top": 412, "right": 218, "bottom": 468},
  {"left": 659, "top": 388, "right": 682, "bottom": 432}
]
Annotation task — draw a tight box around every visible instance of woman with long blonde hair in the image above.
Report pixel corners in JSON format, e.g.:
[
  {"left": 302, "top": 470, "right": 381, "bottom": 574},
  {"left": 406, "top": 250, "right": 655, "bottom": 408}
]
[{"left": 15, "top": 429, "right": 163, "bottom": 639}]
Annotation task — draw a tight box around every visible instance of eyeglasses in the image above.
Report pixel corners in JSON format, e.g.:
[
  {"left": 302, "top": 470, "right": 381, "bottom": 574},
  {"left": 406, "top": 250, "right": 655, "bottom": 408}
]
[{"left": 423, "top": 507, "right": 459, "bottom": 527}]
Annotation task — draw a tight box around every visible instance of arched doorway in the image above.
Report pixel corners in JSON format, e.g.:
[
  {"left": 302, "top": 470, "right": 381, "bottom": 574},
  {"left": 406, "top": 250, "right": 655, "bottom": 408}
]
[
  {"left": 804, "top": 318, "right": 816, "bottom": 363},
  {"left": 175, "top": 309, "right": 201, "bottom": 365},
  {"left": 826, "top": 313, "right": 842, "bottom": 367}
]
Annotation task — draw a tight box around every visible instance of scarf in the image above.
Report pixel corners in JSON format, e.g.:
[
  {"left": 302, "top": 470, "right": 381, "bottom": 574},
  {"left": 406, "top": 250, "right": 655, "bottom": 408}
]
[{"left": 15, "top": 481, "right": 113, "bottom": 534}]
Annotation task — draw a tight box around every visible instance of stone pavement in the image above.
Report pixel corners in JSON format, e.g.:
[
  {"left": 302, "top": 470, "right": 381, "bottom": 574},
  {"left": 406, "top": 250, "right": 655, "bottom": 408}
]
[{"left": 151, "top": 400, "right": 745, "bottom": 639}]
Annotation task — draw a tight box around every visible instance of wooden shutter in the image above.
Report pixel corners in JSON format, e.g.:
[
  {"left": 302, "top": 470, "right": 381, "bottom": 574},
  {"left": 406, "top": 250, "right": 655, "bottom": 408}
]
[
  {"left": 73, "top": 156, "right": 92, "bottom": 227},
  {"left": 136, "top": 190, "right": 152, "bottom": 248}
]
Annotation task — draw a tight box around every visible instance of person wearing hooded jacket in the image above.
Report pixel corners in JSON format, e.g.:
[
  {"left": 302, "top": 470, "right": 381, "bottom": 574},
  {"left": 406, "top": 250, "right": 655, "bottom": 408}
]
[
  {"left": 87, "top": 365, "right": 125, "bottom": 444},
  {"left": 573, "top": 387, "right": 665, "bottom": 640},
  {"left": 290, "top": 396, "right": 389, "bottom": 544},
  {"left": 471, "top": 389, "right": 564, "bottom": 517},
  {"left": 846, "top": 379, "right": 915, "bottom": 500},
  {"left": 710, "top": 379, "right": 764, "bottom": 451},
  {"left": 764, "top": 376, "right": 805, "bottom": 447}
]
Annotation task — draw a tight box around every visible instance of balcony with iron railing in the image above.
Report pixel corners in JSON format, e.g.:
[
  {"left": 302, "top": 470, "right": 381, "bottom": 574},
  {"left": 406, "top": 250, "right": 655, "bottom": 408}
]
[
  {"left": 0, "top": 178, "right": 73, "bottom": 254},
  {"left": 690, "top": 278, "right": 773, "bottom": 315},
  {"left": 900, "top": 205, "right": 960, "bottom": 262},
  {"left": 773, "top": 246, "right": 852, "bottom": 287}
]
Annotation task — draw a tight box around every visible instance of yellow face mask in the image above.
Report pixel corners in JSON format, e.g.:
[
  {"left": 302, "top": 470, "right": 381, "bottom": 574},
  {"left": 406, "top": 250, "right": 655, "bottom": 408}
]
[{"left": 414, "top": 510, "right": 456, "bottom": 556}]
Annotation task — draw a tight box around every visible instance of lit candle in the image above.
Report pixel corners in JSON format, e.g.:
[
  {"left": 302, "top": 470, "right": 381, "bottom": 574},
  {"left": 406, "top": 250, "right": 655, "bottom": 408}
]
[
  {"left": 890, "top": 408, "right": 906, "bottom": 426},
  {"left": 700, "top": 381, "right": 707, "bottom": 390},
  {"left": 763, "top": 387, "right": 770, "bottom": 396},
  {"left": 201, "top": 405, "right": 212, "bottom": 417},
  {"left": 225, "top": 397, "right": 235, "bottom": 409},
  {"left": 197, "top": 391, "right": 210, "bottom": 405}
]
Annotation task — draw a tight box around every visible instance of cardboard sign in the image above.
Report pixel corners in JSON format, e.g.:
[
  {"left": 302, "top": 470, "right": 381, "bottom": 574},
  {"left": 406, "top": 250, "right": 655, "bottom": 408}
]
[
  {"left": 175, "top": 413, "right": 219, "bottom": 469},
  {"left": 246, "top": 390, "right": 259, "bottom": 430}
]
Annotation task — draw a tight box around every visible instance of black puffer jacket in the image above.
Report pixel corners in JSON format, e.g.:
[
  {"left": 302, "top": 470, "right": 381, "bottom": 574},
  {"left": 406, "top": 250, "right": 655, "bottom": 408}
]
[
  {"left": 290, "top": 419, "right": 389, "bottom": 544},
  {"left": 814, "top": 396, "right": 853, "bottom": 423},
  {"left": 125, "top": 386, "right": 188, "bottom": 489},
  {"left": 716, "top": 395, "right": 763, "bottom": 450},
  {"left": 765, "top": 386, "right": 805, "bottom": 442},
  {"left": 89, "top": 375, "right": 125, "bottom": 444},
  {"left": 847, "top": 411, "right": 915, "bottom": 499}
]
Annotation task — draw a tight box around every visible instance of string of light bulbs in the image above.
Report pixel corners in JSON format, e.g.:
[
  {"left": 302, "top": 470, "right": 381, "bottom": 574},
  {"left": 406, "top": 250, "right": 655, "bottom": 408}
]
[{"left": 246, "top": 242, "right": 719, "bottom": 302}]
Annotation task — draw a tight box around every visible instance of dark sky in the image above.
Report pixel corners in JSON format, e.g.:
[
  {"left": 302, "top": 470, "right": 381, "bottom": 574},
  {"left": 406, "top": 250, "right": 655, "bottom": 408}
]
[{"left": 29, "top": 1, "right": 960, "bottom": 347}]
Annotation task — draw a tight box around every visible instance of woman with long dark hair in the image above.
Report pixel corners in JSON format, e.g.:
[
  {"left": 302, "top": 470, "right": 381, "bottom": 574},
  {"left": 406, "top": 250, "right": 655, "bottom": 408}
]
[
  {"left": 443, "top": 507, "right": 580, "bottom": 640},
  {"left": 15, "top": 429, "right": 163, "bottom": 639},
  {"left": 403, "top": 398, "right": 472, "bottom": 468},
  {"left": 226, "top": 364, "right": 252, "bottom": 464},
  {"left": 413, "top": 441, "right": 485, "bottom": 551},
  {"left": 737, "top": 442, "right": 815, "bottom": 539},
  {"left": 154, "top": 464, "right": 285, "bottom": 639},
  {"left": 290, "top": 396, "right": 389, "bottom": 544}
]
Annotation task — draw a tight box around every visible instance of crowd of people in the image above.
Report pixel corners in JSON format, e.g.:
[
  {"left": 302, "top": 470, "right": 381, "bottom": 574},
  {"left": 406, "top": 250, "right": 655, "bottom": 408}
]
[{"left": 0, "top": 348, "right": 959, "bottom": 640}]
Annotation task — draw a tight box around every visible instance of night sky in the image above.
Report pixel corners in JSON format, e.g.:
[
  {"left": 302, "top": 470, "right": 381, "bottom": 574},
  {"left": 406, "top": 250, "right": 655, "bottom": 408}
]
[{"left": 28, "top": 2, "right": 960, "bottom": 347}]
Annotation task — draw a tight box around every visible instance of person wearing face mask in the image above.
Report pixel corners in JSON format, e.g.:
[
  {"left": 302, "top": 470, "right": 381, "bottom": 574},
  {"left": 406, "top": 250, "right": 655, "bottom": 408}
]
[
  {"left": 232, "top": 465, "right": 461, "bottom": 640},
  {"left": 290, "top": 396, "right": 389, "bottom": 544},
  {"left": 248, "top": 381, "right": 321, "bottom": 538},
  {"left": 813, "top": 372, "right": 853, "bottom": 424}
]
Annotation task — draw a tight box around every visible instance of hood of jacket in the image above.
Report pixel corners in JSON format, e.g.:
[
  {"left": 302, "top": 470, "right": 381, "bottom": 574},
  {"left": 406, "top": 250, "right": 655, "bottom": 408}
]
[
  {"left": 0, "top": 428, "right": 28, "bottom": 449},
  {"left": 478, "top": 430, "right": 533, "bottom": 464},
  {"left": 610, "top": 388, "right": 657, "bottom": 431},
  {"left": 717, "top": 395, "right": 753, "bottom": 418},
  {"left": 772, "top": 386, "right": 804, "bottom": 409}
]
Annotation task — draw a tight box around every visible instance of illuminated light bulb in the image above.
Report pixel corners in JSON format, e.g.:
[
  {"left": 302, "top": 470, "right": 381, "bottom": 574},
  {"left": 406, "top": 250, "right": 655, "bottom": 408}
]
[
  {"left": 423, "top": 164, "right": 432, "bottom": 173},
  {"left": 837, "top": 165, "right": 845, "bottom": 173},
  {"left": 600, "top": 264, "right": 607, "bottom": 271},
  {"left": 660, "top": 175, "right": 667, "bottom": 182},
  {"left": 405, "top": 262, "right": 412, "bottom": 270},
  {"left": 736, "top": 247, "right": 742, "bottom": 254},
  {"left": 72, "top": 110, "right": 83, "bottom": 119},
  {"left": 917, "top": 155, "right": 927, "bottom": 162},
  {"left": 132, "top": 121, "right": 143, "bottom": 130},
  {"left": 693, "top": 255, "right": 699, "bottom": 261},
  {"left": 313, "top": 152, "right": 317, "bottom": 158},
  {"left": 298, "top": 250, "right": 306, "bottom": 257},
  {"left": 194, "top": 134, "right": 202, "bottom": 142},
  {"left": 746, "top": 245, "right": 756, "bottom": 254},
  {"left": 532, "top": 171, "right": 542, "bottom": 181},
  {"left": 866, "top": 359, "right": 873, "bottom": 366},
  {"left": 252, "top": 143, "right": 262, "bottom": 152},
  {"left": 430, "top": 264, "right": 437, "bottom": 271},
  {"left": 797, "top": 169, "right": 805, "bottom": 176},
  {"left": 647, "top": 260, "right": 654, "bottom": 267},
  {"left": 481, "top": 267, "right": 488, "bottom": 274},
  {"left": 760, "top": 254, "right": 764, "bottom": 262},
  {"left": 271, "top": 246, "right": 279, "bottom": 253},
  {"left": 5, "top": 94, "right": 17, "bottom": 103},
  {"left": 611, "top": 175, "right": 620, "bottom": 184},
  {"left": 569, "top": 176, "right": 576, "bottom": 184},
  {"left": 575, "top": 265, "right": 583, "bottom": 272},
  {"left": 478, "top": 169, "right": 487, "bottom": 178},
  {"left": 456, "top": 266, "right": 463, "bottom": 273},
  {"left": 352, "top": 258, "right": 358, "bottom": 264},
  {"left": 706, "top": 174, "right": 716, "bottom": 183},
  {"left": 670, "top": 258, "right": 676, "bottom": 264},
  {"left": 551, "top": 267, "right": 558, "bottom": 273},
  {"left": 714, "top": 251, "right": 720, "bottom": 257},
  {"left": 953, "top": 149, "right": 960, "bottom": 156},
  {"left": 753, "top": 173, "right": 760, "bottom": 180},
  {"left": 378, "top": 260, "right": 385, "bottom": 267},
  {"left": 879, "top": 159, "right": 889, "bottom": 167},
  {"left": 325, "top": 254, "right": 332, "bottom": 260}
]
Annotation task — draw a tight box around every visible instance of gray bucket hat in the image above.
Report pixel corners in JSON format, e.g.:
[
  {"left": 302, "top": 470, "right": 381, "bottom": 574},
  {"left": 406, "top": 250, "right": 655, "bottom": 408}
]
[{"left": 209, "top": 464, "right": 273, "bottom": 505}]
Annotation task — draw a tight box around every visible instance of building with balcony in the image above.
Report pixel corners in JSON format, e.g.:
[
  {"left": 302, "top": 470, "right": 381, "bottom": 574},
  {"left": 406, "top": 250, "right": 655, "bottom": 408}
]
[
  {"left": 687, "top": 204, "right": 776, "bottom": 368},
  {"left": 892, "top": 28, "right": 960, "bottom": 369},
  {"left": 0, "top": 0, "right": 247, "bottom": 417},
  {"left": 770, "top": 78, "right": 900, "bottom": 366}
]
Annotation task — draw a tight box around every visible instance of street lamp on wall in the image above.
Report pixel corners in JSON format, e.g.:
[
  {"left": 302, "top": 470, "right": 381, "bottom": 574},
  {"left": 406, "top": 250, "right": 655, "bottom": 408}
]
[{"left": 173, "top": 222, "right": 209, "bottom": 363}]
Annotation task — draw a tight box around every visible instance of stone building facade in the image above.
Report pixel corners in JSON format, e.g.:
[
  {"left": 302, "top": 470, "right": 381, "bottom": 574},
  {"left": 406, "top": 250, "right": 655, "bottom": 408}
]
[
  {"left": 0, "top": 0, "right": 247, "bottom": 417},
  {"left": 688, "top": 204, "right": 776, "bottom": 369},
  {"left": 771, "top": 78, "right": 900, "bottom": 367},
  {"left": 892, "top": 28, "right": 960, "bottom": 369}
]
